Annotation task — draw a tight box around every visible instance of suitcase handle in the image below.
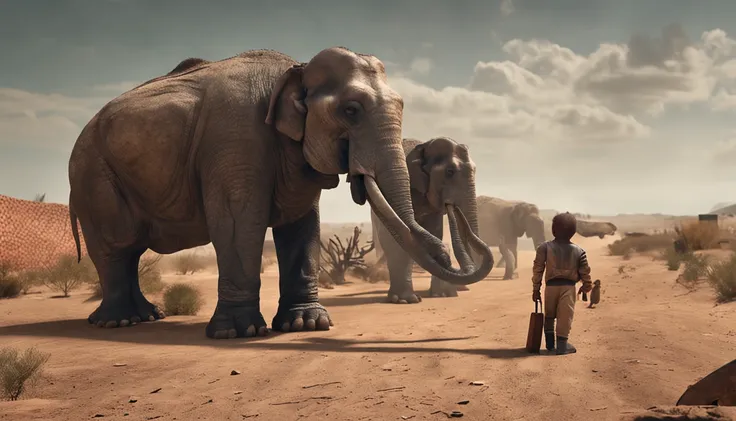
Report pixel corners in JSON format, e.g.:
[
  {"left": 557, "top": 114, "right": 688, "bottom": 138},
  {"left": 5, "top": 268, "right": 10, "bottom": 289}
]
[{"left": 534, "top": 299, "right": 542, "bottom": 314}]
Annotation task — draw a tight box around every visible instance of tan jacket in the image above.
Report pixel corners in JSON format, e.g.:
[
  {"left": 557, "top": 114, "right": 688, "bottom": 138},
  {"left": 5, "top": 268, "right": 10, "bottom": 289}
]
[{"left": 532, "top": 239, "right": 592, "bottom": 291}]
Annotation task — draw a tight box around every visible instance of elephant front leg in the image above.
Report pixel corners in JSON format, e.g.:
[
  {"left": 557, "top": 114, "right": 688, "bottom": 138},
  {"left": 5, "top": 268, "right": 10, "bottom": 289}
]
[
  {"left": 421, "top": 213, "right": 460, "bottom": 298},
  {"left": 205, "top": 209, "right": 269, "bottom": 340},
  {"left": 271, "top": 203, "right": 333, "bottom": 332},
  {"left": 374, "top": 212, "right": 422, "bottom": 304}
]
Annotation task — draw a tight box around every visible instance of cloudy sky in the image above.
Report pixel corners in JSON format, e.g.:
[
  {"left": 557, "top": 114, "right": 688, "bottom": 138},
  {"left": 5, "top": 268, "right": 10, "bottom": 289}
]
[{"left": 2, "top": 0, "right": 736, "bottom": 222}]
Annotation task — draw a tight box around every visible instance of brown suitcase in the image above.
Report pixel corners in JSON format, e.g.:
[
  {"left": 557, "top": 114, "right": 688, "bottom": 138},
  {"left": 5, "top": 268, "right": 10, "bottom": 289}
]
[{"left": 525, "top": 300, "right": 544, "bottom": 353}]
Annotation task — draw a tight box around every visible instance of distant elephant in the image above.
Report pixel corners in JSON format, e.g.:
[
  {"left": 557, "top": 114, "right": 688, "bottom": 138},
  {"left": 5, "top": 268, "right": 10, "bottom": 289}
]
[
  {"left": 477, "top": 197, "right": 546, "bottom": 280},
  {"left": 575, "top": 220, "right": 617, "bottom": 239},
  {"left": 68, "top": 47, "right": 493, "bottom": 340},
  {"left": 371, "top": 137, "right": 490, "bottom": 303}
]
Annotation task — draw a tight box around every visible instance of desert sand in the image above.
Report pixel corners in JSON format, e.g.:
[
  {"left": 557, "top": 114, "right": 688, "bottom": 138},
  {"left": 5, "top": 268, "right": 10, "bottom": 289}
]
[{"left": 1, "top": 233, "right": 735, "bottom": 421}]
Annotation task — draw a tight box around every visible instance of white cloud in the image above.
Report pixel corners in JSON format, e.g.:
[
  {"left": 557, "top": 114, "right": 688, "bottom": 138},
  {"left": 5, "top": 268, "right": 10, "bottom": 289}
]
[
  {"left": 408, "top": 57, "right": 433, "bottom": 76},
  {"left": 0, "top": 88, "right": 112, "bottom": 148},
  {"left": 389, "top": 25, "right": 736, "bottom": 151},
  {"left": 500, "top": 0, "right": 515, "bottom": 17},
  {"left": 92, "top": 81, "right": 139, "bottom": 93}
]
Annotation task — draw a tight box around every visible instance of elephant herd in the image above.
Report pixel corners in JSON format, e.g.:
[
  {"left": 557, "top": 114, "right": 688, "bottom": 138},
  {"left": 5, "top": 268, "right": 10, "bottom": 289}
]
[{"left": 67, "top": 46, "right": 615, "bottom": 340}]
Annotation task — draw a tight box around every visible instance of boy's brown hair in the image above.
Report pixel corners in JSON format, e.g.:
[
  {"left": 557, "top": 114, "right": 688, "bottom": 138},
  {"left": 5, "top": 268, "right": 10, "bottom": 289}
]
[{"left": 552, "top": 212, "right": 577, "bottom": 241}]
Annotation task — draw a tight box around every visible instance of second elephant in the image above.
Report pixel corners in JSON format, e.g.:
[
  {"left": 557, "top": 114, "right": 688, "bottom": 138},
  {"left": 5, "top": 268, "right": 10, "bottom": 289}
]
[
  {"left": 371, "top": 137, "right": 491, "bottom": 303},
  {"left": 477, "top": 196, "right": 546, "bottom": 280}
]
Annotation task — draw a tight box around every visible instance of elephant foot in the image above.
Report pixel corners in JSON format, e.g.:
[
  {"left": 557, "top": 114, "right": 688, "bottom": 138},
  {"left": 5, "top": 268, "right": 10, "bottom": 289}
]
[
  {"left": 205, "top": 300, "right": 268, "bottom": 340},
  {"left": 271, "top": 302, "right": 333, "bottom": 332},
  {"left": 387, "top": 288, "right": 422, "bottom": 304},
  {"left": 88, "top": 297, "right": 165, "bottom": 328},
  {"left": 502, "top": 272, "right": 519, "bottom": 281},
  {"left": 428, "top": 278, "right": 459, "bottom": 298}
]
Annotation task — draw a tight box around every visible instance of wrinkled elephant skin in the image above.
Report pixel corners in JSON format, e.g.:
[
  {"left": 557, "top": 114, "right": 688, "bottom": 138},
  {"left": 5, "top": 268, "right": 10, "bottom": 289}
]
[
  {"left": 372, "top": 137, "right": 493, "bottom": 303},
  {"left": 68, "top": 48, "right": 491, "bottom": 340}
]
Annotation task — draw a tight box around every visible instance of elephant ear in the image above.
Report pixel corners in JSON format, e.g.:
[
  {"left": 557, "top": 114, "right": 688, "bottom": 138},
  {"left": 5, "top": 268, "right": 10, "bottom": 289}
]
[
  {"left": 407, "top": 143, "right": 429, "bottom": 194},
  {"left": 510, "top": 203, "right": 535, "bottom": 237},
  {"left": 265, "top": 63, "right": 307, "bottom": 141}
]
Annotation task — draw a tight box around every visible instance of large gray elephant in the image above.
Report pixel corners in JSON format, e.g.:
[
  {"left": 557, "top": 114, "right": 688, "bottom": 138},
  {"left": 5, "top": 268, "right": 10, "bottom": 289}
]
[
  {"left": 371, "top": 137, "right": 490, "bottom": 303},
  {"left": 477, "top": 196, "right": 546, "bottom": 280},
  {"left": 68, "top": 47, "right": 494, "bottom": 340},
  {"left": 576, "top": 219, "right": 617, "bottom": 239}
]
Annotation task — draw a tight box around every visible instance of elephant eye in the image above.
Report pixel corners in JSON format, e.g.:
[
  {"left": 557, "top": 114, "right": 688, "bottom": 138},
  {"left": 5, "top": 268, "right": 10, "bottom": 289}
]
[
  {"left": 445, "top": 167, "right": 456, "bottom": 177},
  {"left": 342, "top": 101, "right": 363, "bottom": 120}
]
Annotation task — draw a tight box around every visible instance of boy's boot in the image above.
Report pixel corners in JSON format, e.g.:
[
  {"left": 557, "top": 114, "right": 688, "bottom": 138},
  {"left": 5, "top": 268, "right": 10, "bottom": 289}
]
[
  {"left": 556, "top": 336, "right": 577, "bottom": 355},
  {"left": 544, "top": 317, "right": 555, "bottom": 351}
]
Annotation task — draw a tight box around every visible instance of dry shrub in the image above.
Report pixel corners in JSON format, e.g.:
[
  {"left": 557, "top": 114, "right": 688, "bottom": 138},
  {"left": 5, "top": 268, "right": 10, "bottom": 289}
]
[
  {"left": 706, "top": 253, "right": 736, "bottom": 303},
  {"left": 675, "top": 220, "right": 720, "bottom": 251},
  {"left": 44, "top": 254, "right": 97, "bottom": 297},
  {"left": 659, "top": 246, "right": 683, "bottom": 271},
  {"left": 676, "top": 252, "right": 710, "bottom": 292},
  {"left": 173, "top": 251, "right": 208, "bottom": 275},
  {"left": 350, "top": 264, "right": 389, "bottom": 283},
  {"left": 608, "top": 233, "right": 675, "bottom": 257},
  {"left": 138, "top": 254, "right": 164, "bottom": 294},
  {"left": 163, "top": 283, "right": 203, "bottom": 315},
  {"left": 0, "top": 262, "right": 22, "bottom": 299},
  {"left": 0, "top": 346, "right": 50, "bottom": 401}
]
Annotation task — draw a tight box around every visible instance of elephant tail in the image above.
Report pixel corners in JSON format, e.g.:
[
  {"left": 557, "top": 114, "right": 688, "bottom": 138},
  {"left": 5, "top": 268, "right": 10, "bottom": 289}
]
[{"left": 69, "top": 200, "right": 82, "bottom": 263}]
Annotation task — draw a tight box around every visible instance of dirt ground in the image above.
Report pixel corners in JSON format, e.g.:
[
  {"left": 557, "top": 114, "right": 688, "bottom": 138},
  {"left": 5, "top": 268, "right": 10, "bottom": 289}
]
[{"left": 1, "top": 235, "right": 734, "bottom": 421}]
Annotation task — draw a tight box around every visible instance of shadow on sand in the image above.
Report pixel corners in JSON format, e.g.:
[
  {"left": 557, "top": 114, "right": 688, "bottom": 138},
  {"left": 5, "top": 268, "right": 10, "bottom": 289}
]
[{"left": 0, "top": 319, "right": 530, "bottom": 360}]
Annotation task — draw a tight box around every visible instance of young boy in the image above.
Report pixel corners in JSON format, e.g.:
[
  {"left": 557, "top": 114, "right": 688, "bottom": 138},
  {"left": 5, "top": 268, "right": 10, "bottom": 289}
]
[{"left": 531, "top": 212, "right": 592, "bottom": 355}]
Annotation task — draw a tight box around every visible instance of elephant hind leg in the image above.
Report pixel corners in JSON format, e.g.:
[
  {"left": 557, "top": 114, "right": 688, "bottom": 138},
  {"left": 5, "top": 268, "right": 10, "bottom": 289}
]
[
  {"left": 74, "top": 172, "right": 163, "bottom": 328},
  {"left": 87, "top": 249, "right": 165, "bottom": 327}
]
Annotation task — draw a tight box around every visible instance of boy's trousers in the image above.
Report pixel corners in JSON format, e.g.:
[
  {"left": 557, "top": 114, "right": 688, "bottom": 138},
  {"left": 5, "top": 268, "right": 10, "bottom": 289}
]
[{"left": 544, "top": 284, "right": 577, "bottom": 338}]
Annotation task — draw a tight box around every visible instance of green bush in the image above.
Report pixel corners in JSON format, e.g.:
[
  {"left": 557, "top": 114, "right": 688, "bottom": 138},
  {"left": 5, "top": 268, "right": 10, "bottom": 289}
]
[
  {"left": 0, "top": 346, "right": 50, "bottom": 401},
  {"left": 163, "top": 283, "right": 203, "bottom": 316},
  {"left": 706, "top": 253, "right": 736, "bottom": 303},
  {"left": 0, "top": 262, "right": 22, "bottom": 299}
]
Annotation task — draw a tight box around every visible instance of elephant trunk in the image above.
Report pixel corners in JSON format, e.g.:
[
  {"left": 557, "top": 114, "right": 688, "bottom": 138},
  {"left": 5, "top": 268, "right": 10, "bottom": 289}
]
[
  {"left": 456, "top": 185, "right": 480, "bottom": 265},
  {"left": 365, "top": 150, "right": 493, "bottom": 285}
]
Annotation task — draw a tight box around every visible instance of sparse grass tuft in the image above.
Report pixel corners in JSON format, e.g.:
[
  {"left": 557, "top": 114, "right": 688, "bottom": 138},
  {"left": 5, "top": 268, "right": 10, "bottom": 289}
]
[
  {"left": 706, "top": 253, "right": 736, "bottom": 303},
  {"left": 0, "top": 262, "right": 22, "bottom": 299},
  {"left": 0, "top": 346, "right": 50, "bottom": 401},
  {"left": 173, "top": 252, "right": 208, "bottom": 275},
  {"left": 608, "top": 233, "right": 675, "bottom": 257},
  {"left": 163, "top": 283, "right": 203, "bottom": 316}
]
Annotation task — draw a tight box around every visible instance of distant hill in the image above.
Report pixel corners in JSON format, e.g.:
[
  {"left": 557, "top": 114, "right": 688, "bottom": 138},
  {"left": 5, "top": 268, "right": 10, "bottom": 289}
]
[
  {"left": 711, "top": 202, "right": 736, "bottom": 212},
  {"left": 712, "top": 203, "right": 736, "bottom": 215}
]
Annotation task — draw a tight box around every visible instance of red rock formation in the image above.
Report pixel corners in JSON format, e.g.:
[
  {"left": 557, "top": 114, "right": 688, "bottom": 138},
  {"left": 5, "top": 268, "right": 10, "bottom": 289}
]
[{"left": 0, "top": 194, "right": 87, "bottom": 271}]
